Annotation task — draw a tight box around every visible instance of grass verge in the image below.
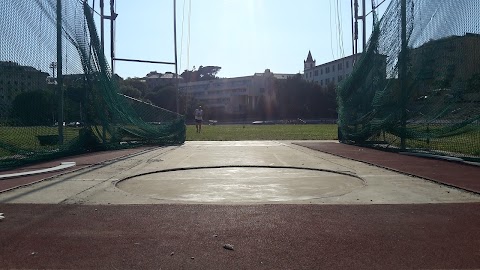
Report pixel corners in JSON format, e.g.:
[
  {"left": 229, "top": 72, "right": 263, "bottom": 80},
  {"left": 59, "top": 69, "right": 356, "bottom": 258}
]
[{"left": 186, "top": 124, "right": 338, "bottom": 141}]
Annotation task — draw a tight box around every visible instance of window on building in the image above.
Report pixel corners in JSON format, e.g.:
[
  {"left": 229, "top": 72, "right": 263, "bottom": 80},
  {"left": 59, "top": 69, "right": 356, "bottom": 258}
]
[
  {"left": 338, "top": 63, "right": 343, "bottom": 70},
  {"left": 332, "top": 65, "right": 335, "bottom": 72},
  {"left": 346, "top": 61, "right": 350, "bottom": 68},
  {"left": 326, "top": 67, "right": 330, "bottom": 73},
  {"left": 321, "top": 69, "right": 323, "bottom": 75},
  {"left": 314, "top": 70, "right": 318, "bottom": 76}
]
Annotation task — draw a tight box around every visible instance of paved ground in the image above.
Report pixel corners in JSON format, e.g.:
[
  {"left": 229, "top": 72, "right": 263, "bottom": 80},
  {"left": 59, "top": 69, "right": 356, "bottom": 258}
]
[
  {"left": 1, "top": 141, "right": 479, "bottom": 269},
  {"left": 0, "top": 147, "right": 155, "bottom": 193}
]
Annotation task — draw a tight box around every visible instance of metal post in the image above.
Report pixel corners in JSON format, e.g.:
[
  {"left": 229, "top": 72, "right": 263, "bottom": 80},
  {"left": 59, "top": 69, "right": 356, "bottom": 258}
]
[
  {"left": 50, "top": 62, "right": 57, "bottom": 78},
  {"left": 57, "top": 0, "right": 64, "bottom": 145},
  {"left": 400, "top": 0, "right": 407, "bottom": 149},
  {"left": 354, "top": 0, "right": 359, "bottom": 58},
  {"left": 100, "top": 0, "right": 104, "bottom": 52},
  {"left": 362, "top": 0, "right": 366, "bottom": 51},
  {"left": 351, "top": 0, "right": 355, "bottom": 62},
  {"left": 173, "top": 0, "right": 180, "bottom": 115},
  {"left": 110, "top": 0, "right": 115, "bottom": 74}
]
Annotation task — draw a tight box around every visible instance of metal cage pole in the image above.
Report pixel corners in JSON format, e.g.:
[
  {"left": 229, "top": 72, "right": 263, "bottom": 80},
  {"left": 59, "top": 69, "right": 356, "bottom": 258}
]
[
  {"left": 400, "top": 0, "right": 407, "bottom": 149},
  {"left": 173, "top": 0, "right": 180, "bottom": 115},
  {"left": 57, "top": 0, "right": 64, "bottom": 144}
]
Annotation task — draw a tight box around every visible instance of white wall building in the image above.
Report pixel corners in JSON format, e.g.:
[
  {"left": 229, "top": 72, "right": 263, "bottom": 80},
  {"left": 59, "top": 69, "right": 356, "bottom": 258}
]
[
  {"left": 179, "top": 69, "right": 295, "bottom": 115},
  {"left": 0, "top": 61, "right": 49, "bottom": 118},
  {"left": 303, "top": 51, "right": 361, "bottom": 87}
]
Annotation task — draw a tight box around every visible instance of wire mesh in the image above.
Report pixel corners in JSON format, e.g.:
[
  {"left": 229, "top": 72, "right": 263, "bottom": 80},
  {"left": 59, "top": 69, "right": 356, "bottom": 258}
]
[
  {"left": 0, "top": 0, "right": 185, "bottom": 170},
  {"left": 337, "top": 0, "right": 480, "bottom": 161}
]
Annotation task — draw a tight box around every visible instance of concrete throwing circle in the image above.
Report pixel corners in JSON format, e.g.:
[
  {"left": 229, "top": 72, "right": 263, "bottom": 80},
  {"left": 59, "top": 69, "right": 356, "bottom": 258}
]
[{"left": 116, "top": 166, "right": 365, "bottom": 203}]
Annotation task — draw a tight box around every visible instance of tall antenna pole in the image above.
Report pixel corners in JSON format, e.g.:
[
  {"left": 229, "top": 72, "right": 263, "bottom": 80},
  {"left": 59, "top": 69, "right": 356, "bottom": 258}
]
[
  {"left": 352, "top": 0, "right": 368, "bottom": 64},
  {"left": 400, "top": 0, "right": 407, "bottom": 149},
  {"left": 110, "top": 0, "right": 115, "bottom": 74},
  {"left": 353, "top": 0, "right": 359, "bottom": 63},
  {"left": 351, "top": 0, "right": 355, "bottom": 59},
  {"left": 56, "top": 0, "right": 64, "bottom": 144},
  {"left": 174, "top": 0, "right": 179, "bottom": 115},
  {"left": 362, "top": 0, "right": 366, "bottom": 50},
  {"left": 100, "top": 0, "right": 104, "bottom": 52}
]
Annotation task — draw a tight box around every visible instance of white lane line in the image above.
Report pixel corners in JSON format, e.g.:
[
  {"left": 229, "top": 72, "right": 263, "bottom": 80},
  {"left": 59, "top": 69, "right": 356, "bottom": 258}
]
[{"left": 0, "top": 162, "right": 76, "bottom": 180}]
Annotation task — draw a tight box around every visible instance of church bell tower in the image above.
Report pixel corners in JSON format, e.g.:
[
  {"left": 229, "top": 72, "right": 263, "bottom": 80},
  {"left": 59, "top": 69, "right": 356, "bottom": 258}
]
[{"left": 304, "top": 50, "right": 316, "bottom": 71}]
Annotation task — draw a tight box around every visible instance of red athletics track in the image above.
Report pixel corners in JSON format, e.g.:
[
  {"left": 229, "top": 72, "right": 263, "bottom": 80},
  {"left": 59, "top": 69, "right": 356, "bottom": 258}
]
[
  {"left": 1, "top": 143, "right": 480, "bottom": 269},
  {"left": 295, "top": 142, "right": 480, "bottom": 194},
  {"left": 0, "top": 203, "right": 479, "bottom": 269}
]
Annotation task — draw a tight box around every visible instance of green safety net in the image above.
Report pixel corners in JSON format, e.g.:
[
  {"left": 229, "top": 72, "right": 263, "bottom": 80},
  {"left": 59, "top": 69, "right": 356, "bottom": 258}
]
[
  {"left": 0, "top": 0, "right": 185, "bottom": 170},
  {"left": 337, "top": 0, "right": 480, "bottom": 161}
]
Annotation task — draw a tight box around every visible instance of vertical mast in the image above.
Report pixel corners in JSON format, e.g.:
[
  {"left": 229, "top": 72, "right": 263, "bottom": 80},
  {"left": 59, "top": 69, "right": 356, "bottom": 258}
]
[
  {"left": 110, "top": 0, "right": 115, "bottom": 74},
  {"left": 174, "top": 0, "right": 179, "bottom": 115},
  {"left": 400, "top": 0, "right": 407, "bottom": 149},
  {"left": 362, "top": 0, "right": 366, "bottom": 50},
  {"left": 100, "top": 0, "right": 104, "bottom": 52},
  {"left": 57, "top": 0, "right": 64, "bottom": 144}
]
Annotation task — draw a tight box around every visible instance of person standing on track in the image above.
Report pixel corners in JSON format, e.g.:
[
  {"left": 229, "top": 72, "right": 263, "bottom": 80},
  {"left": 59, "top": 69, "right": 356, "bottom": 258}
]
[{"left": 194, "top": 105, "right": 204, "bottom": 133}]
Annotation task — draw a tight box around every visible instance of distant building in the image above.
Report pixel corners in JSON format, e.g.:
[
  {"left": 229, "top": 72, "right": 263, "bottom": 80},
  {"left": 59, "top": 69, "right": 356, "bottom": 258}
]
[
  {"left": 303, "top": 51, "right": 362, "bottom": 87},
  {"left": 179, "top": 69, "right": 295, "bottom": 116},
  {"left": 254, "top": 71, "right": 295, "bottom": 80},
  {"left": 0, "top": 61, "right": 49, "bottom": 118},
  {"left": 410, "top": 33, "right": 480, "bottom": 94},
  {"left": 144, "top": 71, "right": 183, "bottom": 89}
]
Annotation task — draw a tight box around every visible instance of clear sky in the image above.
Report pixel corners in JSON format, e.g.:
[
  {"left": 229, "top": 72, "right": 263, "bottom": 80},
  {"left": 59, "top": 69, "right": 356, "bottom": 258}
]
[{"left": 90, "top": 0, "right": 390, "bottom": 79}]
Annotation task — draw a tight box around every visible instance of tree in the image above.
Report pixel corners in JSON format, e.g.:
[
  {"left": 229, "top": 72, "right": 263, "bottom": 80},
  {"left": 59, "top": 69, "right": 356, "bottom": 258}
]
[
  {"left": 274, "top": 75, "right": 337, "bottom": 120},
  {"left": 181, "top": 66, "right": 221, "bottom": 83},
  {"left": 123, "top": 78, "right": 148, "bottom": 96},
  {"left": 64, "top": 86, "right": 87, "bottom": 122},
  {"left": 178, "top": 91, "right": 199, "bottom": 120},
  {"left": 467, "top": 73, "right": 480, "bottom": 93},
  {"left": 115, "top": 77, "right": 147, "bottom": 100},
  {"left": 197, "top": 66, "right": 221, "bottom": 80},
  {"left": 145, "top": 85, "right": 177, "bottom": 111},
  {"left": 10, "top": 90, "right": 54, "bottom": 126},
  {"left": 120, "top": 85, "right": 142, "bottom": 99}
]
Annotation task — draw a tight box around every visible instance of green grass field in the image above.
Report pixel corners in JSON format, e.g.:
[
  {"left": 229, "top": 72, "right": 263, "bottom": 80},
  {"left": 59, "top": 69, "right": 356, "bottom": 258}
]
[
  {"left": 1, "top": 124, "right": 477, "bottom": 159},
  {"left": 0, "top": 124, "right": 337, "bottom": 159},
  {"left": 382, "top": 126, "right": 480, "bottom": 157},
  {"left": 185, "top": 124, "right": 338, "bottom": 141},
  {"left": 0, "top": 126, "right": 80, "bottom": 156}
]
